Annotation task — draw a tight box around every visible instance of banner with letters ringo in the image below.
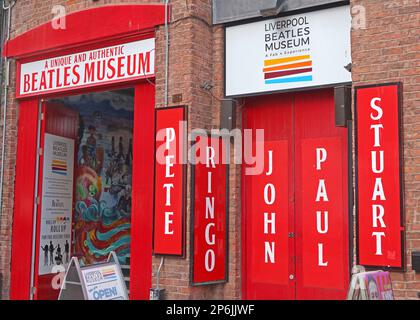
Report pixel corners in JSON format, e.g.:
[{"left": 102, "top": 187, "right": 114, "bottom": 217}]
[
  {"left": 225, "top": 5, "right": 351, "bottom": 97},
  {"left": 190, "top": 134, "right": 229, "bottom": 285},
  {"left": 355, "top": 83, "right": 404, "bottom": 270}
]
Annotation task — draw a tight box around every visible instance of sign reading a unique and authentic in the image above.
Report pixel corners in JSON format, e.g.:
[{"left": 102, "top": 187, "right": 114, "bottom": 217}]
[
  {"left": 355, "top": 83, "right": 404, "bottom": 269},
  {"left": 225, "top": 6, "right": 351, "bottom": 96},
  {"left": 39, "top": 133, "right": 75, "bottom": 275},
  {"left": 18, "top": 38, "right": 155, "bottom": 98},
  {"left": 154, "top": 106, "right": 186, "bottom": 256},
  {"left": 191, "top": 135, "right": 228, "bottom": 285}
]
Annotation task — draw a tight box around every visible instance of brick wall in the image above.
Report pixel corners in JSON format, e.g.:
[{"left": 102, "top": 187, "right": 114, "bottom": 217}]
[
  {"left": 0, "top": 0, "right": 242, "bottom": 300},
  {"left": 350, "top": 0, "right": 420, "bottom": 300},
  {"left": 152, "top": 0, "right": 241, "bottom": 300},
  {"left": 0, "top": 0, "right": 418, "bottom": 301}
]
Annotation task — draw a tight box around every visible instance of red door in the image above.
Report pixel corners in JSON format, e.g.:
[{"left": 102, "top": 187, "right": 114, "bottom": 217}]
[
  {"left": 242, "top": 88, "right": 350, "bottom": 300},
  {"left": 34, "top": 102, "right": 79, "bottom": 300}
]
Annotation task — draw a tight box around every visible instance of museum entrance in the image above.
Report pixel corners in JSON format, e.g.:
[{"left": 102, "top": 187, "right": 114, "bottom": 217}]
[
  {"left": 33, "top": 88, "right": 135, "bottom": 300},
  {"left": 242, "top": 88, "right": 351, "bottom": 300}
]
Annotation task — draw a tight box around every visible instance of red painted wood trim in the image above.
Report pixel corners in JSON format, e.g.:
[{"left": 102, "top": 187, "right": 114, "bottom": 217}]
[
  {"left": 10, "top": 98, "right": 39, "bottom": 299},
  {"left": 4, "top": 4, "right": 168, "bottom": 59},
  {"left": 130, "top": 82, "right": 155, "bottom": 300}
]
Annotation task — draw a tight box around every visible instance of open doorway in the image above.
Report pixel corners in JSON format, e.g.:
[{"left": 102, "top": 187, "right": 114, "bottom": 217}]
[{"left": 34, "top": 88, "right": 135, "bottom": 299}]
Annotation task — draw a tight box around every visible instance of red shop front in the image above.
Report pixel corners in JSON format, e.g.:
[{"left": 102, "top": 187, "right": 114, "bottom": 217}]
[
  {"left": 4, "top": 4, "right": 167, "bottom": 300},
  {"left": 226, "top": 5, "right": 354, "bottom": 299}
]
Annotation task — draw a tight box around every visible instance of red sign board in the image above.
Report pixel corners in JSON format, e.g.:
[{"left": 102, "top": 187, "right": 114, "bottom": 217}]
[
  {"left": 355, "top": 83, "right": 404, "bottom": 269},
  {"left": 191, "top": 135, "right": 228, "bottom": 285},
  {"left": 300, "top": 137, "right": 347, "bottom": 290},
  {"left": 248, "top": 141, "right": 290, "bottom": 285},
  {"left": 153, "top": 106, "right": 186, "bottom": 256}
]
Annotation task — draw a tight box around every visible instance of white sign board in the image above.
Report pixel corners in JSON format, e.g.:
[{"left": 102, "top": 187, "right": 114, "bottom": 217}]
[
  {"left": 19, "top": 38, "right": 155, "bottom": 97},
  {"left": 225, "top": 6, "right": 352, "bottom": 96},
  {"left": 38, "top": 134, "right": 75, "bottom": 275},
  {"left": 59, "top": 252, "right": 128, "bottom": 300},
  {"left": 81, "top": 263, "right": 128, "bottom": 300}
]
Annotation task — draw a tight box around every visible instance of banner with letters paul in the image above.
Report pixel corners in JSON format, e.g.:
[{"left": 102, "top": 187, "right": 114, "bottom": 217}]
[{"left": 355, "top": 83, "right": 404, "bottom": 270}]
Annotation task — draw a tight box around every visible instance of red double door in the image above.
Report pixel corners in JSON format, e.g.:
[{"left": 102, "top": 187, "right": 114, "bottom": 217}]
[{"left": 242, "top": 89, "right": 350, "bottom": 300}]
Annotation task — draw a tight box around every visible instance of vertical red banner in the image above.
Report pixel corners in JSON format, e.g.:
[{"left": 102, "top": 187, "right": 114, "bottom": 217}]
[
  {"left": 191, "top": 135, "right": 228, "bottom": 285},
  {"left": 355, "top": 83, "right": 404, "bottom": 269},
  {"left": 153, "top": 106, "right": 186, "bottom": 256},
  {"left": 248, "top": 141, "right": 290, "bottom": 285},
  {"left": 300, "top": 137, "right": 346, "bottom": 290}
]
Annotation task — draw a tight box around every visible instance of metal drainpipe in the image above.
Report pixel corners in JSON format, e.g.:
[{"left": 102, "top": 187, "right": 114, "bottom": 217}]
[
  {"left": 164, "top": 0, "right": 169, "bottom": 108},
  {"left": 152, "top": 0, "right": 170, "bottom": 296},
  {"left": 0, "top": 0, "right": 15, "bottom": 220}
]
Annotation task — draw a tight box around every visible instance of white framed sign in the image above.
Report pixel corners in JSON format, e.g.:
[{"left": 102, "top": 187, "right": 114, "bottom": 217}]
[
  {"left": 225, "top": 5, "right": 352, "bottom": 97},
  {"left": 19, "top": 38, "right": 155, "bottom": 98},
  {"left": 59, "top": 251, "right": 129, "bottom": 300},
  {"left": 39, "top": 134, "right": 75, "bottom": 276},
  {"left": 81, "top": 262, "right": 128, "bottom": 300}
]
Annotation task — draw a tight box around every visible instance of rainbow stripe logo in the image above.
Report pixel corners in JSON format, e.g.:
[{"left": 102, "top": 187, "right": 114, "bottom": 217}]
[
  {"left": 55, "top": 216, "right": 70, "bottom": 223},
  {"left": 52, "top": 159, "right": 68, "bottom": 175},
  {"left": 264, "top": 55, "right": 313, "bottom": 85},
  {"left": 101, "top": 268, "right": 117, "bottom": 280}
]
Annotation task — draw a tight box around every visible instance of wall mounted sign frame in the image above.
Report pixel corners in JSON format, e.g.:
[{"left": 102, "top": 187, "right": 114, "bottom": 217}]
[
  {"left": 225, "top": 5, "right": 352, "bottom": 97},
  {"left": 355, "top": 82, "right": 405, "bottom": 270},
  {"left": 190, "top": 133, "right": 229, "bottom": 286},
  {"left": 153, "top": 106, "right": 187, "bottom": 257}
]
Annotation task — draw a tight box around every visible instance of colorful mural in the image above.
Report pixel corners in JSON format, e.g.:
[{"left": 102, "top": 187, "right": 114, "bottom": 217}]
[{"left": 52, "top": 89, "right": 134, "bottom": 265}]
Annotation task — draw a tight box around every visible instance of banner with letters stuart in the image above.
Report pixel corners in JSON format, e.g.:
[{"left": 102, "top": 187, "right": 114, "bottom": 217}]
[{"left": 355, "top": 83, "right": 404, "bottom": 270}]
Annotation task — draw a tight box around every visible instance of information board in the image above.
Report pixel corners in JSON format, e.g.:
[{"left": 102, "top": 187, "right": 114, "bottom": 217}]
[
  {"left": 39, "top": 133, "right": 75, "bottom": 275},
  {"left": 59, "top": 251, "right": 128, "bottom": 300}
]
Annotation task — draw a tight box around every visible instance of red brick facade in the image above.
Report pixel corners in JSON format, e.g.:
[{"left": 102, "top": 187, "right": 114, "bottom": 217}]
[
  {"left": 0, "top": 0, "right": 418, "bottom": 300},
  {"left": 351, "top": 0, "right": 420, "bottom": 300}
]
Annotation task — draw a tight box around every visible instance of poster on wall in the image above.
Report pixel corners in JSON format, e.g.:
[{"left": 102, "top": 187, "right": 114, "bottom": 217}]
[
  {"left": 153, "top": 106, "right": 187, "bottom": 256},
  {"left": 355, "top": 83, "right": 404, "bottom": 269},
  {"left": 38, "top": 133, "right": 75, "bottom": 275},
  {"left": 225, "top": 5, "right": 352, "bottom": 97},
  {"left": 50, "top": 90, "right": 135, "bottom": 267},
  {"left": 190, "top": 135, "right": 229, "bottom": 285}
]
